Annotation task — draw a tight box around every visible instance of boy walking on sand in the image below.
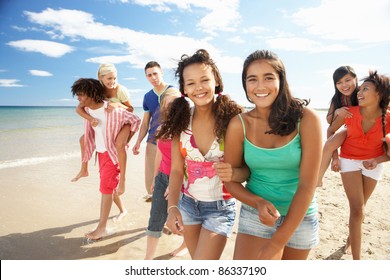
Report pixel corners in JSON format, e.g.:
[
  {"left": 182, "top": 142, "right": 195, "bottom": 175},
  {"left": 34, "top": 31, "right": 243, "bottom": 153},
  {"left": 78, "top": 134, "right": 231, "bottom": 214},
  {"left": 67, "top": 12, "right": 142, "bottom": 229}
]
[{"left": 71, "top": 78, "right": 141, "bottom": 240}]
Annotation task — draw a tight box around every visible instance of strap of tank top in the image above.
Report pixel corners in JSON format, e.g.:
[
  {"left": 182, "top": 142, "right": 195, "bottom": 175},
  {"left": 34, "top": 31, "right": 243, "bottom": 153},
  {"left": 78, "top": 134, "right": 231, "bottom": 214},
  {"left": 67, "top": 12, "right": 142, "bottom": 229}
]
[{"left": 238, "top": 114, "right": 246, "bottom": 137}]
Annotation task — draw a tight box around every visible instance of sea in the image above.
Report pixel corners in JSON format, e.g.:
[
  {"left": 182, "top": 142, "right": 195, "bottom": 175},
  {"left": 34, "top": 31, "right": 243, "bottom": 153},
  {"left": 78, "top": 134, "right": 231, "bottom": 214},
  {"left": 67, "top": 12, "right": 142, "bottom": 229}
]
[{"left": 0, "top": 106, "right": 328, "bottom": 170}]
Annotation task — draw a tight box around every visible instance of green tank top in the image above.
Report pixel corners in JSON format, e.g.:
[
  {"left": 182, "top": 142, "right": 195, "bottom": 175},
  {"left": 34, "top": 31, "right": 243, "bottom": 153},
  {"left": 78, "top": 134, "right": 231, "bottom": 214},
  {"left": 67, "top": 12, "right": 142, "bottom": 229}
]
[{"left": 239, "top": 114, "right": 317, "bottom": 216}]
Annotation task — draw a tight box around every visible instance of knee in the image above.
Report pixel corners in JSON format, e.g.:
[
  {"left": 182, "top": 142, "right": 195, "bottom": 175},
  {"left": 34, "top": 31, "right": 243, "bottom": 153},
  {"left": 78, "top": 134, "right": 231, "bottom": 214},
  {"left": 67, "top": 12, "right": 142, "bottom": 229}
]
[
  {"left": 115, "top": 140, "right": 126, "bottom": 151},
  {"left": 349, "top": 205, "right": 365, "bottom": 221}
]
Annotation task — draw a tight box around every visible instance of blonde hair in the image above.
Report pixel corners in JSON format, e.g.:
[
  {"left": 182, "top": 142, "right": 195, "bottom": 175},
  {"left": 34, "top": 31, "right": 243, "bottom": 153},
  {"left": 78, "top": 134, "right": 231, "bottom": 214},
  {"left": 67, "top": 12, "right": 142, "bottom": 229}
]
[
  {"left": 160, "top": 87, "right": 181, "bottom": 109},
  {"left": 97, "top": 63, "right": 117, "bottom": 79}
]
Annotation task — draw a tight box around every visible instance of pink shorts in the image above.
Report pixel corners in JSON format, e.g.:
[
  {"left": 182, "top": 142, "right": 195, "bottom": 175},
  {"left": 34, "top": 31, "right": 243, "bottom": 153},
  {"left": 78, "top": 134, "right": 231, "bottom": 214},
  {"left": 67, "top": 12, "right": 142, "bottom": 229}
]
[{"left": 98, "top": 152, "right": 119, "bottom": 194}]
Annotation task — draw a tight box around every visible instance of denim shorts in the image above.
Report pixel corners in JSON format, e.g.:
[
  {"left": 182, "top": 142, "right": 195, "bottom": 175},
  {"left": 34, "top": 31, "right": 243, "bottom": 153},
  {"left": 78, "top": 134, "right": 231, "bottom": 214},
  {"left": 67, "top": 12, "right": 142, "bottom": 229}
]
[
  {"left": 178, "top": 194, "right": 236, "bottom": 237},
  {"left": 238, "top": 203, "right": 319, "bottom": 250},
  {"left": 146, "top": 172, "right": 169, "bottom": 238}
]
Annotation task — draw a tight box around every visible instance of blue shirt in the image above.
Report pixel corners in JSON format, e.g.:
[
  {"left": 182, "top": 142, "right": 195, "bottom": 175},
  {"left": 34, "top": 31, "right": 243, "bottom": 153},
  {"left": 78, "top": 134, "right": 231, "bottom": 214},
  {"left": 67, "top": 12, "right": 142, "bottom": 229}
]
[{"left": 143, "top": 85, "right": 173, "bottom": 143}]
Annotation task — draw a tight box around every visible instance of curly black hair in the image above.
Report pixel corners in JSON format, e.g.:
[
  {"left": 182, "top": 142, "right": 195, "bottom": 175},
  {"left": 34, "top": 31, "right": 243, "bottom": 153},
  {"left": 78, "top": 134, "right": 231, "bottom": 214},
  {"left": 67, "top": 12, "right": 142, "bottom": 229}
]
[
  {"left": 242, "top": 50, "right": 308, "bottom": 136},
  {"left": 361, "top": 70, "right": 390, "bottom": 150},
  {"left": 156, "top": 49, "right": 243, "bottom": 142},
  {"left": 71, "top": 78, "right": 104, "bottom": 103}
]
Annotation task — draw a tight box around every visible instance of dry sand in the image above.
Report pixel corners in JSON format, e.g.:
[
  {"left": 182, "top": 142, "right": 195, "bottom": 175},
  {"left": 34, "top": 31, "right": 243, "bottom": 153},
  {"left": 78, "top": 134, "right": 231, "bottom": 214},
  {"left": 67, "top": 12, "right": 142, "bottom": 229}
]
[{"left": 0, "top": 146, "right": 389, "bottom": 260}]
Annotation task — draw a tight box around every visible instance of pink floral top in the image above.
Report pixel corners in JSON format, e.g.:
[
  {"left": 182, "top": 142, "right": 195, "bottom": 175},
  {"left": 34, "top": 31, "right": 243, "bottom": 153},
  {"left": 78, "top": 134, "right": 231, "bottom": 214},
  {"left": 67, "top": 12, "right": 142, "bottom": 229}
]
[{"left": 179, "top": 108, "right": 233, "bottom": 202}]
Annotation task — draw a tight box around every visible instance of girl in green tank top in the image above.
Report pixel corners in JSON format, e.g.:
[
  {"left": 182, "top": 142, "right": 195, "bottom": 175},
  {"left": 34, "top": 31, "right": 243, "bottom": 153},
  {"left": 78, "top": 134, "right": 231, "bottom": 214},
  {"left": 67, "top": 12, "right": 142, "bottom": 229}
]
[{"left": 223, "top": 50, "right": 322, "bottom": 260}]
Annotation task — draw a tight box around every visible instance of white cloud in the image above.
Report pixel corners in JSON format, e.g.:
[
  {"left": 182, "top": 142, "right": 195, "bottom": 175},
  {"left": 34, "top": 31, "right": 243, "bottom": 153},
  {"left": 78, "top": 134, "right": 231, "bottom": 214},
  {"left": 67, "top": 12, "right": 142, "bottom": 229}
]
[
  {"left": 86, "top": 55, "right": 133, "bottom": 65},
  {"left": 243, "top": 26, "right": 268, "bottom": 34},
  {"left": 228, "top": 36, "right": 245, "bottom": 44},
  {"left": 29, "top": 70, "right": 53, "bottom": 77},
  {"left": 0, "top": 79, "right": 25, "bottom": 87},
  {"left": 266, "top": 37, "right": 350, "bottom": 53},
  {"left": 130, "top": 0, "right": 240, "bottom": 34},
  {"left": 290, "top": 0, "right": 390, "bottom": 43},
  {"left": 7, "top": 39, "right": 74, "bottom": 57},
  {"left": 24, "top": 8, "right": 242, "bottom": 73}
]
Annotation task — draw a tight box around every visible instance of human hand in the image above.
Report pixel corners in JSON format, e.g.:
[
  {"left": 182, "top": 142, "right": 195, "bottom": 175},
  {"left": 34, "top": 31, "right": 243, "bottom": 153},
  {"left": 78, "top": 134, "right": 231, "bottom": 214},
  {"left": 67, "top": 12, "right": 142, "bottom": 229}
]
[
  {"left": 166, "top": 207, "right": 184, "bottom": 235},
  {"left": 132, "top": 143, "right": 140, "bottom": 155},
  {"left": 335, "top": 107, "right": 353, "bottom": 119},
  {"left": 363, "top": 159, "right": 378, "bottom": 170},
  {"left": 331, "top": 158, "right": 341, "bottom": 172},
  {"left": 256, "top": 200, "right": 280, "bottom": 227},
  {"left": 164, "top": 188, "right": 169, "bottom": 200},
  {"left": 213, "top": 162, "right": 233, "bottom": 182},
  {"left": 150, "top": 182, "right": 155, "bottom": 193},
  {"left": 90, "top": 118, "right": 99, "bottom": 127},
  {"left": 116, "top": 185, "right": 125, "bottom": 196},
  {"left": 107, "top": 102, "right": 119, "bottom": 113}
]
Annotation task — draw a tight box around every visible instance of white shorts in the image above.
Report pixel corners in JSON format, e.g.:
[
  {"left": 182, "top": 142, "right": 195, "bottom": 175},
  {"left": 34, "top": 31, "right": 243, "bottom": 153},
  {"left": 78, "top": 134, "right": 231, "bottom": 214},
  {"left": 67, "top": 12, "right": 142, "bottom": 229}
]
[{"left": 339, "top": 157, "right": 384, "bottom": 181}]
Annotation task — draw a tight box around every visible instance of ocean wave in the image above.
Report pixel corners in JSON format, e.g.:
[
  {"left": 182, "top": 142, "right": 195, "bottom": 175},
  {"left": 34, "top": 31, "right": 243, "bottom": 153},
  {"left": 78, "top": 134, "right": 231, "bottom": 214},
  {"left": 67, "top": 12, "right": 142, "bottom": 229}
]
[{"left": 0, "top": 152, "right": 79, "bottom": 170}]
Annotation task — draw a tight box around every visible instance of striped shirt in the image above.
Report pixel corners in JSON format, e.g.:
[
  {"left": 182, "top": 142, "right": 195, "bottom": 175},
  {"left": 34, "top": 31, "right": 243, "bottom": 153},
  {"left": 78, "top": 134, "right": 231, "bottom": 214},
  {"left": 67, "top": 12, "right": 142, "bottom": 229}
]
[{"left": 83, "top": 101, "right": 141, "bottom": 165}]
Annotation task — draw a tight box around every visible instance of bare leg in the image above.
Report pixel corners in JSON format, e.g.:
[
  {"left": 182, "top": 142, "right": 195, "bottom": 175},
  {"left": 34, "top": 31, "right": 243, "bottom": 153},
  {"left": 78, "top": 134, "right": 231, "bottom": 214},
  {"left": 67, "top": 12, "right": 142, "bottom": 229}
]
[
  {"left": 344, "top": 174, "right": 377, "bottom": 255},
  {"left": 85, "top": 194, "right": 113, "bottom": 240},
  {"left": 170, "top": 240, "right": 188, "bottom": 257},
  {"left": 144, "top": 142, "right": 157, "bottom": 197},
  {"left": 184, "top": 225, "right": 227, "bottom": 260},
  {"left": 145, "top": 236, "right": 159, "bottom": 260},
  {"left": 282, "top": 247, "right": 310, "bottom": 260},
  {"left": 72, "top": 135, "right": 89, "bottom": 182},
  {"left": 317, "top": 130, "right": 347, "bottom": 187},
  {"left": 115, "top": 125, "right": 131, "bottom": 194},
  {"left": 341, "top": 171, "right": 377, "bottom": 259},
  {"left": 112, "top": 193, "right": 128, "bottom": 223}
]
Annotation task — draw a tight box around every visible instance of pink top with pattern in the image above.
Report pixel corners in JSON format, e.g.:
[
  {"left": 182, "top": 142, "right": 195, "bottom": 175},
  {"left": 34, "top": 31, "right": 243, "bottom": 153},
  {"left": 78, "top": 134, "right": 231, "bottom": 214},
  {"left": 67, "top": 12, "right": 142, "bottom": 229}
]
[{"left": 179, "top": 108, "right": 232, "bottom": 202}]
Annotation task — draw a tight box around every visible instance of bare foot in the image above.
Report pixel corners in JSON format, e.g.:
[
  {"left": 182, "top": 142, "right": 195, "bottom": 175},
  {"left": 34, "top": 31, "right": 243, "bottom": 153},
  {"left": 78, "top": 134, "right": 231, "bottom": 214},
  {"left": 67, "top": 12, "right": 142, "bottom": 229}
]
[
  {"left": 113, "top": 209, "right": 128, "bottom": 223},
  {"left": 170, "top": 243, "right": 188, "bottom": 257},
  {"left": 85, "top": 228, "right": 106, "bottom": 240},
  {"left": 71, "top": 170, "right": 88, "bottom": 182},
  {"left": 344, "top": 236, "right": 351, "bottom": 255}
]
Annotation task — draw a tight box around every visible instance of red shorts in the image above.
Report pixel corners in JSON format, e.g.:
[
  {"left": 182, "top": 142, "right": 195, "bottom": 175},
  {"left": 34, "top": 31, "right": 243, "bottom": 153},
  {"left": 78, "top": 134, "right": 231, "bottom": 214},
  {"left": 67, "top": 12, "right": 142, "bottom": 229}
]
[{"left": 98, "top": 152, "right": 119, "bottom": 194}]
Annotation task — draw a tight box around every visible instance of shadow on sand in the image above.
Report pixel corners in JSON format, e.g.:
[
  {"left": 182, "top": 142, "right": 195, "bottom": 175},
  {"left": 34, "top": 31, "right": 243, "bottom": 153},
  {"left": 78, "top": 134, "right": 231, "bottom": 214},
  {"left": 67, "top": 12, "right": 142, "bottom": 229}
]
[
  {"left": 0, "top": 218, "right": 146, "bottom": 260},
  {"left": 324, "top": 246, "right": 345, "bottom": 260}
]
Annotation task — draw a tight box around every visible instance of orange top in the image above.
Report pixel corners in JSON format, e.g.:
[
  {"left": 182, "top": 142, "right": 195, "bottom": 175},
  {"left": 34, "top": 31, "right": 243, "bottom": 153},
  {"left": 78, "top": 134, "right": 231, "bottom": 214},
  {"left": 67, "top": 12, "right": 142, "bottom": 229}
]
[{"left": 340, "top": 106, "right": 390, "bottom": 160}]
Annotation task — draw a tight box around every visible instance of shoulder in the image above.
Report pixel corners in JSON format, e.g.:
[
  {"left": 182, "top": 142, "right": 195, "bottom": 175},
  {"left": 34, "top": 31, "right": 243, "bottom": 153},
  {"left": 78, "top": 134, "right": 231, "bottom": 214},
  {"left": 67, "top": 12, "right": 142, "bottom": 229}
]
[
  {"left": 118, "top": 85, "right": 129, "bottom": 95},
  {"left": 300, "top": 107, "right": 321, "bottom": 130},
  {"left": 227, "top": 113, "right": 244, "bottom": 131}
]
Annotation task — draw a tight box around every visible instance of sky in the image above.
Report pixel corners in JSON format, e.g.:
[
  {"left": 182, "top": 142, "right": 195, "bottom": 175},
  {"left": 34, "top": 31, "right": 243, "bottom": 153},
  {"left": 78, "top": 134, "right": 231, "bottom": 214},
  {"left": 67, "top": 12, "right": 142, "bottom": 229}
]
[{"left": 0, "top": 0, "right": 389, "bottom": 108}]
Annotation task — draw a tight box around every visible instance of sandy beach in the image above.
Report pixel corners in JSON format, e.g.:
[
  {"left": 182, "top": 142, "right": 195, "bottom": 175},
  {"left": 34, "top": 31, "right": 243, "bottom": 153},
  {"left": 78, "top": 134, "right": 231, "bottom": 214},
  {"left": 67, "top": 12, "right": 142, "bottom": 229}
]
[{"left": 0, "top": 144, "right": 389, "bottom": 260}]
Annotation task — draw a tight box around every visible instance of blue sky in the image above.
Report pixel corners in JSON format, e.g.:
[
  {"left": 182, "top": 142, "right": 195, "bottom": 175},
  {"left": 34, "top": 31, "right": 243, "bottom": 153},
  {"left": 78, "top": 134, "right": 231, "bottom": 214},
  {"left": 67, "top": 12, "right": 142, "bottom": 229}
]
[{"left": 0, "top": 0, "right": 389, "bottom": 108}]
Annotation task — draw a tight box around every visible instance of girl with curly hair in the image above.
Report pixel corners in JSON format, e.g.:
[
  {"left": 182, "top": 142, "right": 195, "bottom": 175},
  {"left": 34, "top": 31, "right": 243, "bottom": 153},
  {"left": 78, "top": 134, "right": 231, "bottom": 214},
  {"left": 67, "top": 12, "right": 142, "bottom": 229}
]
[
  {"left": 326, "top": 70, "right": 390, "bottom": 259},
  {"left": 160, "top": 49, "right": 244, "bottom": 259}
]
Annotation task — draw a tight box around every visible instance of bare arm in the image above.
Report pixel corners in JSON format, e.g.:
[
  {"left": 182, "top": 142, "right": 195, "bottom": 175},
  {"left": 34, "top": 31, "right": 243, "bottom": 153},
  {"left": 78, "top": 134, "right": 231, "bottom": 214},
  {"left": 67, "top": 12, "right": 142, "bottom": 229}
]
[
  {"left": 224, "top": 115, "right": 279, "bottom": 224},
  {"left": 108, "top": 100, "right": 134, "bottom": 112},
  {"left": 268, "top": 107, "right": 322, "bottom": 251},
  {"left": 132, "top": 112, "right": 151, "bottom": 155},
  {"left": 76, "top": 104, "right": 94, "bottom": 122},
  {"left": 150, "top": 142, "right": 162, "bottom": 193},
  {"left": 166, "top": 136, "right": 185, "bottom": 235}
]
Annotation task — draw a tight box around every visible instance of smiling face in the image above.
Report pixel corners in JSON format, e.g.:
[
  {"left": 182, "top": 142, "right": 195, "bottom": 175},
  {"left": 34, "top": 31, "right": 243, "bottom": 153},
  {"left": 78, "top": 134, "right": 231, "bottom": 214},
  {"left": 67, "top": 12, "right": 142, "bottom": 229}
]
[
  {"left": 245, "top": 60, "right": 280, "bottom": 109},
  {"left": 335, "top": 73, "right": 357, "bottom": 97},
  {"left": 99, "top": 71, "right": 117, "bottom": 89},
  {"left": 183, "top": 63, "right": 217, "bottom": 107},
  {"left": 357, "top": 81, "right": 379, "bottom": 107}
]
